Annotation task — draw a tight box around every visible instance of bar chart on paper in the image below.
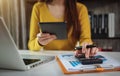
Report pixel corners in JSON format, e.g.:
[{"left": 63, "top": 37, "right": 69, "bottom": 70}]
[
  {"left": 57, "top": 53, "right": 120, "bottom": 72},
  {"left": 57, "top": 54, "right": 105, "bottom": 71},
  {"left": 69, "top": 61, "right": 81, "bottom": 67}
]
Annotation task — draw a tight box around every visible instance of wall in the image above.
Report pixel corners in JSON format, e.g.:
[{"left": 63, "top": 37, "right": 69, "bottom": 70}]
[{"left": 0, "top": 0, "right": 28, "bottom": 49}]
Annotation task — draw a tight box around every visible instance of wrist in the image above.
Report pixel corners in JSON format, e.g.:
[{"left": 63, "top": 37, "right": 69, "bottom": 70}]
[{"left": 37, "top": 41, "right": 44, "bottom": 46}]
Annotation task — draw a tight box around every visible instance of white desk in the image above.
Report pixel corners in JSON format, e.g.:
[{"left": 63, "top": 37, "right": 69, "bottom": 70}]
[{"left": 0, "top": 50, "right": 120, "bottom": 76}]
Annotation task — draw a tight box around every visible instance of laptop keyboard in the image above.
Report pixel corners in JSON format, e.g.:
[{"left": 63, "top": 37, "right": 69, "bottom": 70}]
[
  {"left": 22, "top": 54, "right": 51, "bottom": 59},
  {"left": 21, "top": 54, "right": 55, "bottom": 65},
  {"left": 23, "top": 59, "right": 41, "bottom": 65}
]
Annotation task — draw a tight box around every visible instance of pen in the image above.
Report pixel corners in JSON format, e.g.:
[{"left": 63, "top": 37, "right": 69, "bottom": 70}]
[{"left": 74, "top": 45, "right": 96, "bottom": 50}]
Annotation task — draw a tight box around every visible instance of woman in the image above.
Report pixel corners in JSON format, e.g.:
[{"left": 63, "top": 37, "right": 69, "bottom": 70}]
[{"left": 28, "top": 0, "right": 99, "bottom": 58}]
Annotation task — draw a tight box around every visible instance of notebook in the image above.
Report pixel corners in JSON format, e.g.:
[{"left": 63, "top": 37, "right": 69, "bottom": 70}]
[
  {"left": 0, "top": 17, "right": 55, "bottom": 70},
  {"left": 39, "top": 22, "right": 67, "bottom": 39}
]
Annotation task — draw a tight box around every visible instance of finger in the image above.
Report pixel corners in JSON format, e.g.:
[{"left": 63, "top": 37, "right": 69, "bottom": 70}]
[
  {"left": 44, "top": 37, "right": 55, "bottom": 43},
  {"left": 82, "top": 43, "right": 88, "bottom": 53},
  {"left": 94, "top": 48, "right": 99, "bottom": 55},
  {"left": 74, "top": 50, "right": 78, "bottom": 55},
  {"left": 74, "top": 50, "right": 82, "bottom": 57},
  {"left": 74, "top": 50, "right": 79, "bottom": 56},
  {"left": 39, "top": 33, "right": 50, "bottom": 38},
  {"left": 85, "top": 48, "right": 90, "bottom": 58},
  {"left": 91, "top": 48, "right": 96, "bottom": 56},
  {"left": 42, "top": 35, "right": 56, "bottom": 44},
  {"left": 51, "top": 35, "right": 57, "bottom": 39},
  {"left": 87, "top": 43, "right": 93, "bottom": 56},
  {"left": 37, "top": 33, "right": 42, "bottom": 40},
  {"left": 91, "top": 47, "right": 99, "bottom": 56},
  {"left": 39, "top": 34, "right": 53, "bottom": 41},
  {"left": 38, "top": 35, "right": 56, "bottom": 45},
  {"left": 37, "top": 33, "right": 42, "bottom": 37}
]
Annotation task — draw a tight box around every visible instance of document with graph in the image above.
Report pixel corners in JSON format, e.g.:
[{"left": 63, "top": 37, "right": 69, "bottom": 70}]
[{"left": 57, "top": 53, "right": 120, "bottom": 74}]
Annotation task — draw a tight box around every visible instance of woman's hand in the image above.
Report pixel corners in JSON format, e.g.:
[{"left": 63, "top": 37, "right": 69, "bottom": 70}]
[
  {"left": 37, "top": 33, "right": 57, "bottom": 46},
  {"left": 74, "top": 43, "right": 99, "bottom": 58}
]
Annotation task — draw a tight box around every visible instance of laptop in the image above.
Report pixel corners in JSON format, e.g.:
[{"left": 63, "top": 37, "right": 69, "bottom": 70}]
[
  {"left": 0, "top": 17, "right": 55, "bottom": 70},
  {"left": 39, "top": 22, "right": 67, "bottom": 39}
]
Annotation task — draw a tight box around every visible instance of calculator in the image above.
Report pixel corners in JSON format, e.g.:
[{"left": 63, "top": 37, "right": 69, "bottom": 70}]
[{"left": 75, "top": 54, "right": 104, "bottom": 65}]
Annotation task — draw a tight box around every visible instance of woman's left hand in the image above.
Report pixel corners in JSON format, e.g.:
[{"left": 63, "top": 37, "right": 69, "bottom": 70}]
[{"left": 74, "top": 43, "right": 99, "bottom": 58}]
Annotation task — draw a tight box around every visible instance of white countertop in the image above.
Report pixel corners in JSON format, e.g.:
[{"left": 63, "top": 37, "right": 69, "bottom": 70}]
[{"left": 0, "top": 50, "right": 120, "bottom": 76}]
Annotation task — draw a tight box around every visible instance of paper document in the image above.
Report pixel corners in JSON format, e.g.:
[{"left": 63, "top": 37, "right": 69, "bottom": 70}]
[{"left": 57, "top": 53, "right": 120, "bottom": 72}]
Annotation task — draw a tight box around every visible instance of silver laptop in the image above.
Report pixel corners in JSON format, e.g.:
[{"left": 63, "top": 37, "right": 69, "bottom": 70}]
[{"left": 0, "top": 17, "right": 55, "bottom": 70}]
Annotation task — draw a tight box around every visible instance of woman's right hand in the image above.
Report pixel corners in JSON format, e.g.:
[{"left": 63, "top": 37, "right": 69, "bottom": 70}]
[
  {"left": 74, "top": 43, "right": 99, "bottom": 58},
  {"left": 37, "top": 33, "right": 57, "bottom": 46}
]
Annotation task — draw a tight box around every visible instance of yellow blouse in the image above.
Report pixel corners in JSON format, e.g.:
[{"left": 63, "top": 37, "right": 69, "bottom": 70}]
[{"left": 28, "top": 2, "right": 92, "bottom": 51}]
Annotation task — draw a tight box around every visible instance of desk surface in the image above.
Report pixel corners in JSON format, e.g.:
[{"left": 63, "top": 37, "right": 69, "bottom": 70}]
[{"left": 0, "top": 50, "right": 120, "bottom": 76}]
